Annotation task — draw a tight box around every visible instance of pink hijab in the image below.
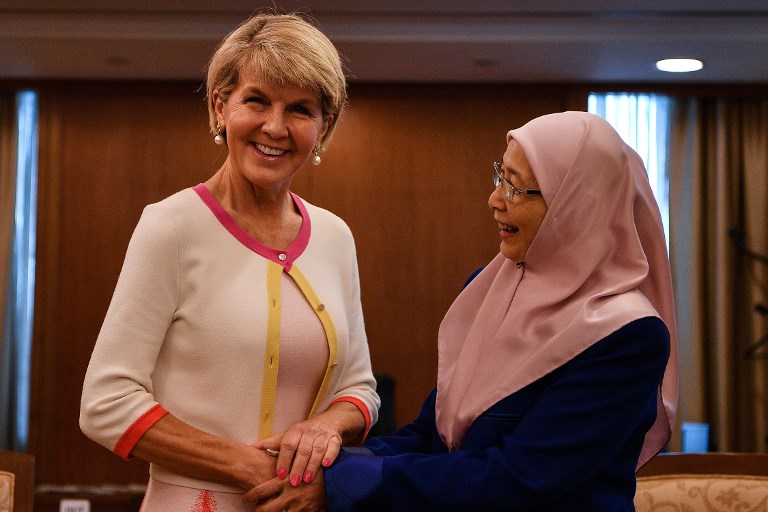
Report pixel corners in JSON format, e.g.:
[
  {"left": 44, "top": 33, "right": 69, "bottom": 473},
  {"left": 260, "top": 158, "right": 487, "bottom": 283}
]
[{"left": 435, "top": 111, "right": 678, "bottom": 469}]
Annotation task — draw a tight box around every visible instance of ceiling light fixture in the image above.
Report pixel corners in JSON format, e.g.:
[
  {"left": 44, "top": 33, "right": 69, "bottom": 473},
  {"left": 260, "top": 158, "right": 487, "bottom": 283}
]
[{"left": 656, "top": 58, "right": 703, "bottom": 73}]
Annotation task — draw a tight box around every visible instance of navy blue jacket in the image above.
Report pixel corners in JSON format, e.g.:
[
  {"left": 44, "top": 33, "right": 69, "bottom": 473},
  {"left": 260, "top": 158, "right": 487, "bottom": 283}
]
[{"left": 324, "top": 316, "right": 670, "bottom": 511}]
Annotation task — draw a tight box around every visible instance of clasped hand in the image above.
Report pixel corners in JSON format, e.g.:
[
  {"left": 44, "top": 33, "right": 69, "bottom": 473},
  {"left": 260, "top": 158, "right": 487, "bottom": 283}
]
[
  {"left": 245, "top": 417, "right": 337, "bottom": 510},
  {"left": 254, "top": 416, "right": 342, "bottom": 487}
]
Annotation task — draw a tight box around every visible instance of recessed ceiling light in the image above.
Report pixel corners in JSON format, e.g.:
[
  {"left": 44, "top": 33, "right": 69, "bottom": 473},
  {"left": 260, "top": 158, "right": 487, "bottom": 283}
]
[{"left": 655, "top": 58, "right": 703, "bottom": 73}]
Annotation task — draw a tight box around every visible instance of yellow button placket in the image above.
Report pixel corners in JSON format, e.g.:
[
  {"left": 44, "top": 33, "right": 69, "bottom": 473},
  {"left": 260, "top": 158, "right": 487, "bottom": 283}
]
[{"left": 258, "top": 261, "right": 339, "bottom": 440}]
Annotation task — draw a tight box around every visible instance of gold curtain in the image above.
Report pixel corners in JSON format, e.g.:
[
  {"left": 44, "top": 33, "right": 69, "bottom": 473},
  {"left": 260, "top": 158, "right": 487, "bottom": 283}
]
[{"left": 668, "top": 97, "right": 768, "bottom": 452}]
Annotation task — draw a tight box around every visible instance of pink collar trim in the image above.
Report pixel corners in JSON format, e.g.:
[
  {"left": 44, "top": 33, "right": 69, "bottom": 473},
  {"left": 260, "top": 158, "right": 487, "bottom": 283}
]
[{"left": 192, "top": 183, "right": 310, "bottom": 271}]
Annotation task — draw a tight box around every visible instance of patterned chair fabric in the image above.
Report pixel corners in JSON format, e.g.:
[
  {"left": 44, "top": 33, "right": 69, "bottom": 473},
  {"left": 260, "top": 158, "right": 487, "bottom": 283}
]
[
  {"left": 0, "top": 451, "right": 33, "bottom": 512},
  {"left": 634, "top": 474, "right": 768, "bottom": 511},
  {"left": 0, "top": 470, "right": 15, "bottom": 512},
  {"left": 634, "top": 453, "right": 768, "bottom": 512}
]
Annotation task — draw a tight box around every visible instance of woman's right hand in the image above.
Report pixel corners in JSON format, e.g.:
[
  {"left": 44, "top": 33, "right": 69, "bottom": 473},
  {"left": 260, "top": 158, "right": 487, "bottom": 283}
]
[
  {"left": 244, "top": 470, "right": 327, "bottom": 511},
  {"left": 130, "top": 413, "right": 277, "bottom": 490}
]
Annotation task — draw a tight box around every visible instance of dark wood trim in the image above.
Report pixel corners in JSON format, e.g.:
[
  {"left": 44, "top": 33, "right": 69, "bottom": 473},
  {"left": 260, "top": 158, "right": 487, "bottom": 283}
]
[{"left": 638, "top": 452, "right": 768, "bottom": 477}]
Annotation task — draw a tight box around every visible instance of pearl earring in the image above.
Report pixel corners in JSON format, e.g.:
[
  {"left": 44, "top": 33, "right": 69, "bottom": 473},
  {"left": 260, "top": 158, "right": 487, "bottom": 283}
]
[
  {"left": 214, "top": 123, "right": 224, "bottom": 145},
  {"left": 312, "top": 144, "right": 322, "bottom": 165}
]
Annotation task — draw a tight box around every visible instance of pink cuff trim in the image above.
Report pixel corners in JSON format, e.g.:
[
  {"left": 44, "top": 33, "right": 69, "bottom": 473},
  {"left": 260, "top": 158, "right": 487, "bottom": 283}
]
[
  {"left": 332, "top": 396, "right": 372, "bottom": 444},
  {"left": 113, "top": 404, "right": 169, "bottom": 460}
]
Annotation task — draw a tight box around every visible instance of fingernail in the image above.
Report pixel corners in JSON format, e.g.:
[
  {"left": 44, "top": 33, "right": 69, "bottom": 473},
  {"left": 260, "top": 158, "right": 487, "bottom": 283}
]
[
  {"left": 290, "top": 475, "right": 301, "bottom": 487},
  {"left": 303, "top": 471, "right": 313, "bottom": 483},
  {"left": 322, "top": 458, "right": 331, "bottom": 467},
  {"left": 277, "top": 468, "right": 287, "bottom": 479}
]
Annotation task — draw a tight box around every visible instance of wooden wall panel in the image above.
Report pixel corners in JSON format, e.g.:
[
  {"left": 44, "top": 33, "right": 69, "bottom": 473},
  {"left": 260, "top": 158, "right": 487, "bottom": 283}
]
[
  {"left": 29, "top": 81, "right": 580, "bottom": 487},
  {"left": 32, "top": 82, "right": 223, "bottom": 486}
]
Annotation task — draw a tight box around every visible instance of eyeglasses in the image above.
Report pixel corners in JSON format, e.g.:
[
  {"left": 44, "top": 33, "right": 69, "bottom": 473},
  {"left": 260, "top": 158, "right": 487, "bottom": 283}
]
[{"left": 493, "top": 162, "right": 542, "bottom": 201}]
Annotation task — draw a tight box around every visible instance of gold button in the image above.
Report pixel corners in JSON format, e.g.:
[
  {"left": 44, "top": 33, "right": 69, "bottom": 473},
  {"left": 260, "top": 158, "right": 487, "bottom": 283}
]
[{"left": 317, "top": 304, "right": 325, "bottom": 311}]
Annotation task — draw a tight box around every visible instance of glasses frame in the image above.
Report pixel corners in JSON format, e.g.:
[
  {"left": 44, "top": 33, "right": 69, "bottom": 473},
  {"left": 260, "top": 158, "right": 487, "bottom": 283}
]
[{"left": 493, "top": 162, "right": 542, "bottom": 201}]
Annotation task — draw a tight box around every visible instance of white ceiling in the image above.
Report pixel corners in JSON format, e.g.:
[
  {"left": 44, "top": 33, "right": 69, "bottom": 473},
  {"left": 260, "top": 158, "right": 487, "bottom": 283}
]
[{"left": 2, "top": 1, "right": 768, "bottom": 84}]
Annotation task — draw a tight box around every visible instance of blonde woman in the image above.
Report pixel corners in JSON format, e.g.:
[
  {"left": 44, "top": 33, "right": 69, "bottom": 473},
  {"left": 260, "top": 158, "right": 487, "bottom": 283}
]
[{"left": 80, "top": 13, "right": 379, "bottom": 511}]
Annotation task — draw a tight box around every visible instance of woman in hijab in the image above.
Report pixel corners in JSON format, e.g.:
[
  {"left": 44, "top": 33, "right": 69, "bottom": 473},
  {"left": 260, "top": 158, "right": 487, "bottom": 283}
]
[{"left": 248, "top": 111, "right": 678, "bottom": 511}]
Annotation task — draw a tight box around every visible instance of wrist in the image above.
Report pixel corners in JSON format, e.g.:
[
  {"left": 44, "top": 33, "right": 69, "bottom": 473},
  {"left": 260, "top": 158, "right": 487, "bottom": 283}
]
[
  {"left": 323, "top": 402, "right": 366, "bottom": 443},
  {"left": 231, "top": 447, "right": 274, "bottom": 489}
]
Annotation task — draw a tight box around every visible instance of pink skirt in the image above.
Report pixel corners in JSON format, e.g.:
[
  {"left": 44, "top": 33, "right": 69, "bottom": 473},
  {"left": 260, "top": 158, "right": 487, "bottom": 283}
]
[{"left": 140, "top": 477, "right": 254, "bottom": 512}]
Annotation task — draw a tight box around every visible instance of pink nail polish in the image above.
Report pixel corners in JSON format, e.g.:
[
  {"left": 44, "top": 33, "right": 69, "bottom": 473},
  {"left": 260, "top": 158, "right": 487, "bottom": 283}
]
[
  {"left": 290, "top": 475, "right": 301, "bottom": 487},
  {"left": 322, "top": 458, "right": 331, "bottom": 467},
  {"left": 278, "top": 468, "right": 287, "bottom": 479},
  {"left": 304, "top": 471, "right": 313, "bottom": 483}
]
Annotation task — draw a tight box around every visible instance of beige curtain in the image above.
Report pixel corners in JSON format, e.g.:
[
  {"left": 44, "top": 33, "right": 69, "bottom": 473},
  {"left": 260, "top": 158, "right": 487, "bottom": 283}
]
[{"left": 668, "top": 97, "right": 768, "bottom": 452}]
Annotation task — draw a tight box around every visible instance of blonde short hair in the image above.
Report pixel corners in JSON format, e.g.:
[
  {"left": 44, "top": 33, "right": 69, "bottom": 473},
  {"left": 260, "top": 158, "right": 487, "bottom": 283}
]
[{"left": 205, "top": 12, "right": 347, "bottom": 147}]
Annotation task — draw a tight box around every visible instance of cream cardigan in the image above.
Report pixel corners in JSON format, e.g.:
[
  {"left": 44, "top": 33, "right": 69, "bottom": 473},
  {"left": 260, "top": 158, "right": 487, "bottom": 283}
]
[{"left": 80, "top": 185, "right": 379, "bottom": 492}]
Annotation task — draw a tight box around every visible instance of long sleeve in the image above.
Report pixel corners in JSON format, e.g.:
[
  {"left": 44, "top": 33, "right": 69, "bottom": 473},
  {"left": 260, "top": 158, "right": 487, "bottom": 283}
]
[
  {"left": 299, "top": 203, "right": 380, "bottom": 437},
  {"left": 363, "top": 390, "right": 440, "bottom": 456},
  {"left": 79, "top": 204, "right": 178, "bottom": 456},
  {"left": 324, "top": 317, "right": 669, "bottom": 512},
  {"left": 329, "top": 231, "right": 379, "bottom": 436}
]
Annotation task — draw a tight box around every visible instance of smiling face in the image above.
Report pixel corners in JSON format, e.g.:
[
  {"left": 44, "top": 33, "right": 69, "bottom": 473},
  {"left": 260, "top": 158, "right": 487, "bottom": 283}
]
[
  {"left": 214, "top": 74, "right": 331, "bottom": 194},
  {"left": 488, "top": 139, "right": 548, "bottom": 263}
]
